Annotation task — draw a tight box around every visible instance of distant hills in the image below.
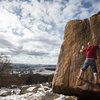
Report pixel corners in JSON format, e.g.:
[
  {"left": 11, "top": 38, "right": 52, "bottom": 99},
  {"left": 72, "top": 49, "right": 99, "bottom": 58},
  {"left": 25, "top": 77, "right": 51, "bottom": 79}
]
[
  {"left": 11, "top": 63, "right": 56, "bottom": 75},
  {"left": 11, "top": 63, "right": 56, "bottom": 69}
]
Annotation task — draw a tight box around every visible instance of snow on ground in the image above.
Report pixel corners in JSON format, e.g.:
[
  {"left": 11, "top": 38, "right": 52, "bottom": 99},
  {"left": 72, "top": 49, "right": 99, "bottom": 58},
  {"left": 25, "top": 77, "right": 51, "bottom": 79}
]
[
  {"left": 0, "top": 82, "right": 77, "bottom": 100},
  {"left": 0, "top": 88, "right": 21, "bottom": 96},
  {"left": 27, "top": 87, "right": 36, "bottom": 92},
  {"left": 35, "top": 69, "right": 55, "bottom": 75}
]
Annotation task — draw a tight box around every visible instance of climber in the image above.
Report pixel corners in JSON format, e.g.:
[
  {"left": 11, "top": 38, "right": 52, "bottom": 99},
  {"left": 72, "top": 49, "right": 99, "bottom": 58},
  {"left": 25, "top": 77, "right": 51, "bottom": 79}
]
[{"left": 77, "top": 42, "right": 100, "bottom": 85}]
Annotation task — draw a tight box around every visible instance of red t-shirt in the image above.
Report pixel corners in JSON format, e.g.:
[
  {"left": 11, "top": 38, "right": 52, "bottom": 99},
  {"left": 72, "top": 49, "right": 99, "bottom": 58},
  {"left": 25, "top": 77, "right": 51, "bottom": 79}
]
[{"left": 83, "top": 45, "right": 99, "bottom": 59}]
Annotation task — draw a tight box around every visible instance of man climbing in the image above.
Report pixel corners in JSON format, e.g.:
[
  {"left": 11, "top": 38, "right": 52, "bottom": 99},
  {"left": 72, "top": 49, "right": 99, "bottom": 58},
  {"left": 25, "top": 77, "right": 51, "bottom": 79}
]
[{"left": 77, "top": 42, "right": 100, "bottom": 85}]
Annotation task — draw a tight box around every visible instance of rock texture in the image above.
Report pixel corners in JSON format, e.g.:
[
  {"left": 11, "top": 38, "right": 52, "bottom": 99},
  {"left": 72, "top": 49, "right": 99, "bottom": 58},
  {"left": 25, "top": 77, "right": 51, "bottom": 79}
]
[{"left": 52, "top": 11, "right": 100, "bottom": 100}]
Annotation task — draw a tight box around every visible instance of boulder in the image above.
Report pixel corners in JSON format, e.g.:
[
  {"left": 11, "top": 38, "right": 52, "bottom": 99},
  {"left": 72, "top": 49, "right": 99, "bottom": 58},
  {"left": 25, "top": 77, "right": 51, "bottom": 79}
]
[{"left": 52, "top": 11, "right": 100, "bottom": 100}]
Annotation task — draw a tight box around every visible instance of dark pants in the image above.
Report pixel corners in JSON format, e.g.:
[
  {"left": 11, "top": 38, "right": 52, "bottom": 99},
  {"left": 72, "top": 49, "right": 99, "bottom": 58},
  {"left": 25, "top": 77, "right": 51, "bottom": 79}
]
[{"left": 81, "top": 59, "right": 98, "bottom": 75}]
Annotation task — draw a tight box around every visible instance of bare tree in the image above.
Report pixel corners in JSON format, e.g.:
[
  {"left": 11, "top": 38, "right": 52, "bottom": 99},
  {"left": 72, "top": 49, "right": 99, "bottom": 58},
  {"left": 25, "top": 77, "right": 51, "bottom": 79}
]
[{"left": 0, "top": 54, "right": 12, "bottom": 74}]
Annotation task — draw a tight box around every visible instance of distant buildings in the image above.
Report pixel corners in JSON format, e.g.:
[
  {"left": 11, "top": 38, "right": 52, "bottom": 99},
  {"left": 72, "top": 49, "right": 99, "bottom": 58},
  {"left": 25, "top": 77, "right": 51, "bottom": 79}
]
[
  {"left": 11, "top": 69, "right": 34, "bottom": 75},
  {"left": 9, "top": 64, "right": 56, "bottom": 75}
]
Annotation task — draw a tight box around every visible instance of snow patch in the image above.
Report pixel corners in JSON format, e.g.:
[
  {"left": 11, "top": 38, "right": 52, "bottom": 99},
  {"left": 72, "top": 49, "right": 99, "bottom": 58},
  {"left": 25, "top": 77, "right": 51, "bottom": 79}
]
[
  {"left": 27, "top": 87, "right": 36, "bottom": 92},
  {"left": 0, "top": 83, "right": 77, "bottom": 100}
]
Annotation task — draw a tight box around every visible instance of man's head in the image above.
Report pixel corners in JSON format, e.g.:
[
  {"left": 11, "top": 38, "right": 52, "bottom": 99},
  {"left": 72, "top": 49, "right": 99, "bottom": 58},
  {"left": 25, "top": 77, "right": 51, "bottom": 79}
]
[{"left": 87, "top": 42, "right": 91, "bottom": 46}]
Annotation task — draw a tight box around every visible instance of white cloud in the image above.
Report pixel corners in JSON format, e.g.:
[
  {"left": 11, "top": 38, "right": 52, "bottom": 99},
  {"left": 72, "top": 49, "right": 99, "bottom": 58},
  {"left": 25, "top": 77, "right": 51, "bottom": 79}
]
[
  {"left": 79, "top": 8, "right": 90, "bottom": 19},
  {"left": 92, "top": 1, "right": 100, "bottom": 13},
  {"left": 0, "top": 0, "right": 100, "bottom": 64},
  {"left": 0, "top": 0, "right": 62, "bottom": 64},
  {"left": 62, "top": 0, "right": 82, "bottom": 21}
]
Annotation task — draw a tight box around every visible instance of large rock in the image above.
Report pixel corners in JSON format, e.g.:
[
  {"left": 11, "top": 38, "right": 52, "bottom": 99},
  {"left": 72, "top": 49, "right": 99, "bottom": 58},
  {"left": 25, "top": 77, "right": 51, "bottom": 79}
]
[{"left": 52, "top": 11, "right": 100, "bottom": 100}]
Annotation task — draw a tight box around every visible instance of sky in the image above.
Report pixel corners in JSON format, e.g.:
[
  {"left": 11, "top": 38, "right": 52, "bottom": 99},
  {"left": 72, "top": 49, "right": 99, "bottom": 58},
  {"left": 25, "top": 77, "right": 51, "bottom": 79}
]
[{"left": 0, "top": 0, "right": 100, "bottom": 65}]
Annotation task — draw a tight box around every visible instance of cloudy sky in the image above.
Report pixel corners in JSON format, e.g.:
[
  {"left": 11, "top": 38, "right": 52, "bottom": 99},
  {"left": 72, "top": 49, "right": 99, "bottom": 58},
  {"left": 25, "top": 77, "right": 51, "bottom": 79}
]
[{"left": 0, "top": 0, "right": 100, "bottom": 64}]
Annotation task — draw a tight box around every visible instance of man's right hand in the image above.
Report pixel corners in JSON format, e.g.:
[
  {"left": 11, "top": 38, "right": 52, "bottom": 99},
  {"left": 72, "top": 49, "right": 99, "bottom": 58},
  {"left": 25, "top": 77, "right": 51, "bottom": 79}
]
[
  {"left": 80, "top": 45, "right": 84, "bottom": 53},
  {"left": 80, "top": 50, "right": 83, "bottom": 53}
]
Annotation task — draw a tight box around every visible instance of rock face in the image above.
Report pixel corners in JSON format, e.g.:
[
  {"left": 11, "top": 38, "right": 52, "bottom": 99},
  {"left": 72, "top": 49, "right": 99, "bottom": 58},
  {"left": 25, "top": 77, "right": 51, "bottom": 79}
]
[{"left": 52, "top": 11, "right": 100, "bottom": 100}]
